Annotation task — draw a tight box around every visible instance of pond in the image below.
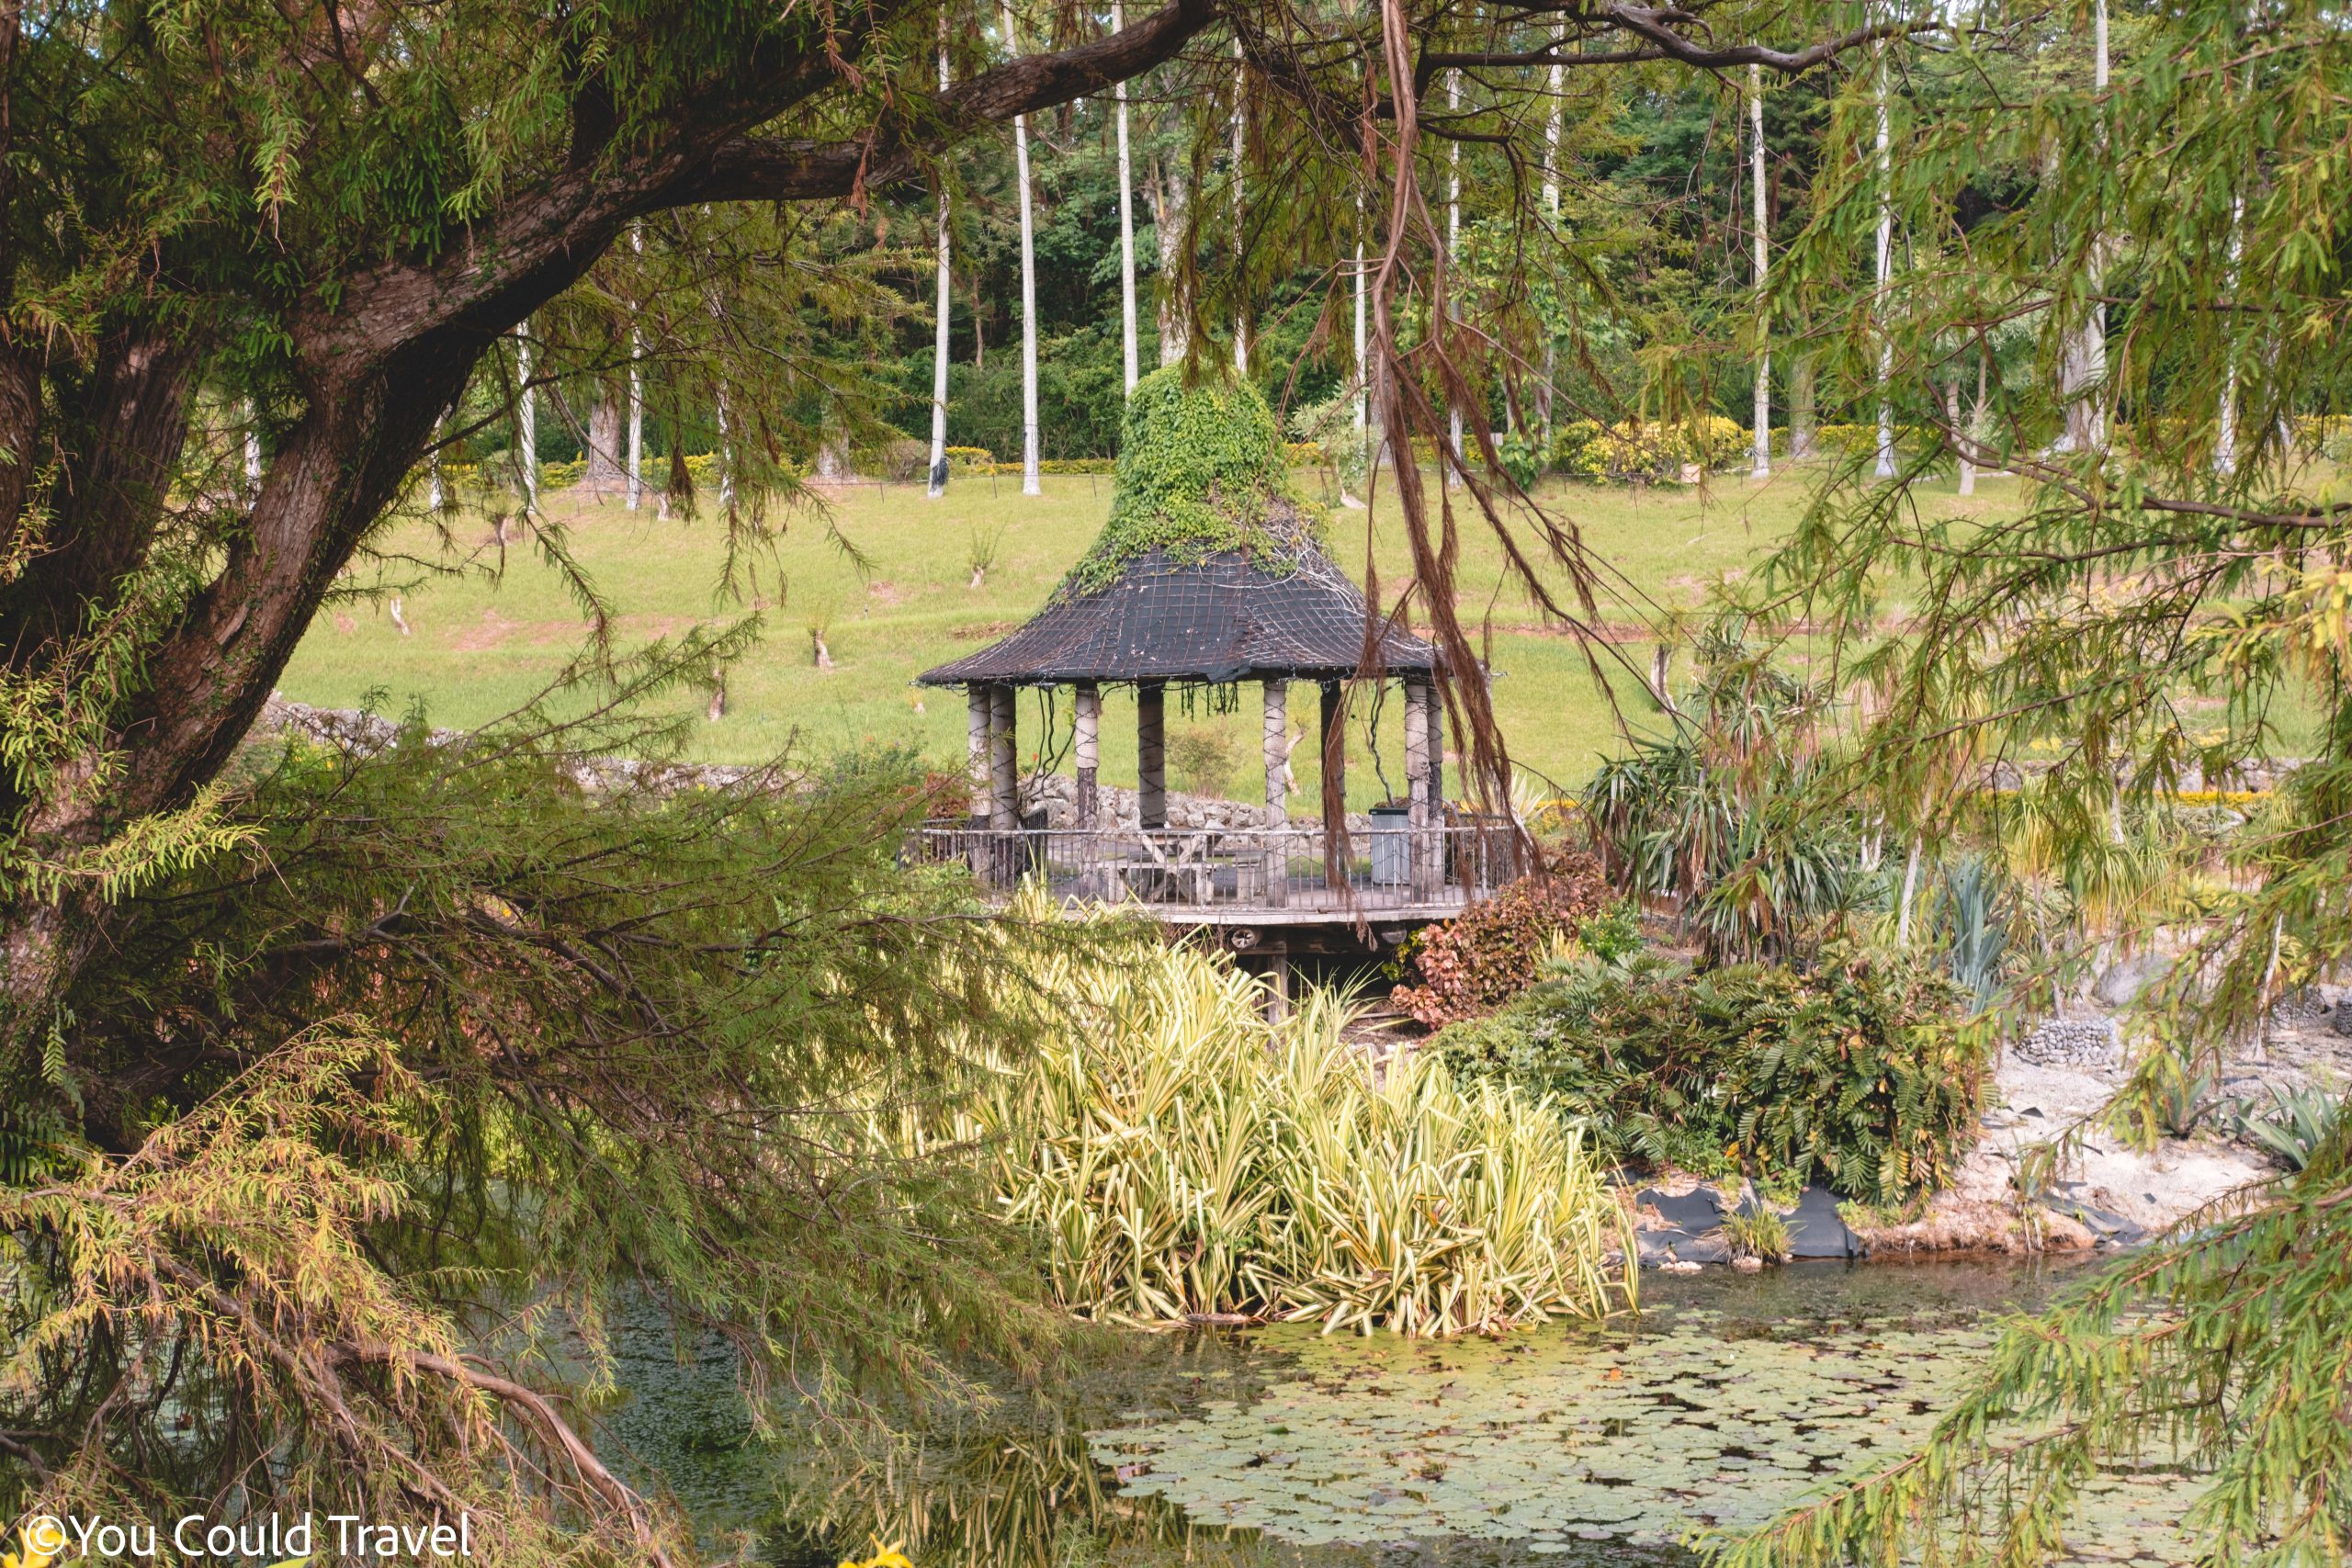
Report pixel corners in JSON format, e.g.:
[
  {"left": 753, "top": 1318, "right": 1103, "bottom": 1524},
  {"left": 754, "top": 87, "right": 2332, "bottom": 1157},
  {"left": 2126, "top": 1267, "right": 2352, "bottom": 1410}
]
[{"left": 605, "top": 1258, "right": 2204, "bottom": 1568}]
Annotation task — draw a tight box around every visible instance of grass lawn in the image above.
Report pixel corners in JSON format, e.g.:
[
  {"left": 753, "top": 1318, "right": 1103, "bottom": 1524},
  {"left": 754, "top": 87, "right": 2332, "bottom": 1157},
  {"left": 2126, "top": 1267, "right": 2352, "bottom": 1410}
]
[{"left": 280, "top": 464, "right": 2024, "bottom": 807}]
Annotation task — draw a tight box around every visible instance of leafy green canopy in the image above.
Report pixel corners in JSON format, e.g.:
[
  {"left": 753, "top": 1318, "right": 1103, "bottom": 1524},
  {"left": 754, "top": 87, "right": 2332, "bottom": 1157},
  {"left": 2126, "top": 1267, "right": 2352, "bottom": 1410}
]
[
  {"left": 1057, "top": 367, "right": 1318, "bottom": 599},
  {"left": 0, "top": 678, "right": 1080, "bottom": 1562},
  {"left": 1436, "top": 947, "right": 1987, "bottom": 1203}
]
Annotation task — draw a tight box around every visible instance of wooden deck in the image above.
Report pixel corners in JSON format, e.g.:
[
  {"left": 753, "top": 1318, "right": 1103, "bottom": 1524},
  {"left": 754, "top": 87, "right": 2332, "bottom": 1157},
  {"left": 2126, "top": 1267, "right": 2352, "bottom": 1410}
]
[{"left": 910, "top": 821, "right": 1521, "bottom": 927}]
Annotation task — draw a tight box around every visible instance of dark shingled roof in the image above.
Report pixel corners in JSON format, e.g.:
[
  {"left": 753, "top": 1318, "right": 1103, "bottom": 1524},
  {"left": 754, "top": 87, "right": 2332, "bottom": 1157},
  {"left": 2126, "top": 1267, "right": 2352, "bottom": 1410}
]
[{"left": 916, "top": 542, "right": 1438, "bottom": 688}]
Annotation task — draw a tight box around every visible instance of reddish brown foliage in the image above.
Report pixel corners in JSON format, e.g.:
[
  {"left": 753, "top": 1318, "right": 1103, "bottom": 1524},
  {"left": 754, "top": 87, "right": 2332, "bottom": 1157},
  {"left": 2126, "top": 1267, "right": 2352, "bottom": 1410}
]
[{"left": 1391, "top": 852, "right": 1609, "bottom": 1027}]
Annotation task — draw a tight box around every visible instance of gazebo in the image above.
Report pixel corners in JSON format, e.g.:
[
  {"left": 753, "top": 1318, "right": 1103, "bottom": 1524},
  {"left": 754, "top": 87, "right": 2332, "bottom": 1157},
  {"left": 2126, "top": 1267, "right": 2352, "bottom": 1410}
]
[{"left": 915, "top": 368, "right": 1503, "bottom": 924}]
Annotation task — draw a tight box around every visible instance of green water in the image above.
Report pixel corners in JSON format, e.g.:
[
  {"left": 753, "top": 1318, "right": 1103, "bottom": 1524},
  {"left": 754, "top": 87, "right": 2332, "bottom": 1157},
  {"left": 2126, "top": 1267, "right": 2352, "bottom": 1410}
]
[{"left": 605, "top": 1258, "right": 2202, "bottom": 1568}]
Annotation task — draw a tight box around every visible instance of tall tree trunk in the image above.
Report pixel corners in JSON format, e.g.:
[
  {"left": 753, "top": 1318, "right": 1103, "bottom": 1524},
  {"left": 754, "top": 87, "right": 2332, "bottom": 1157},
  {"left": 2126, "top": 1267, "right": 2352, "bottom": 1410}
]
[
  {"left": 1539, "top": 44, "right": 1562, "bottom": 450},
  {"left": 582, "top": 393, "right": 626, "bottom": 494},
  {"left": 517, "top": 318, "right": 539, "bottom": 516},
  {"left": 2218, "top": 181, "right": 2243, "bottom": 474},
  {"left": 1006, "top": 0, "right": 1041, "bottom": 495},
  {"left": 930, "top": 28, "right": 955, "bottom": 497},
  {"left": 1231, "top": 36, "right": 1249, "bottom": 374},
  {"left": 2058, "top": 0, "right": 2109, "bottom": 456},
  {"left": 243, "top": 401, "right": 263, "bottom": 505},
  {"left": 1791, "top": 355, "right": 1816, "bottom": 457},
  {"left": 1958, "top": 353, "right": 1983, "bottom": 495},
  {"left": 1749, "top": 62, "right": 1770, "bottom": 480},
  {"left": 1157, "top": 161, "right": 1191, "bottom": 365},
  {"left": 628, "top": 223, "right": 645, "bottom": 512},
  {"left": 1872, "top": 44, "right": 1895, "bottom": 481},
  {"left": 1114, "top": 0, "right": 1140, "bottom": 395},
  {"left": 1445, "top": 66, "right": 1463, "bottom": 486}
]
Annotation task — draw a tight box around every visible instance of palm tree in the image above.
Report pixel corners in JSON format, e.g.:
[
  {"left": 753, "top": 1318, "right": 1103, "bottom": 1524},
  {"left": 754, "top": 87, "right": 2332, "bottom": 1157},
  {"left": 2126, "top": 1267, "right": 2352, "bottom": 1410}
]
[
  {"left": 1005, "top": 0, "right": 1041, "bottom": 495},
  {"left": 930, "top": 22, "right": 956, "bottom": 496}
]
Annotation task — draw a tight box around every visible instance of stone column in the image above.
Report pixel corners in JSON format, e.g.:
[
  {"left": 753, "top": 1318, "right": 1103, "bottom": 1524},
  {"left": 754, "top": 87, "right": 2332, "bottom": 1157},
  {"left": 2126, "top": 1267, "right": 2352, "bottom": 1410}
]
[
  {"left": 1319, "top": 679, "right": 1346, "bottom": 889},
  {"left": 1137, "top": 681, "right": 1167, "bottom": 829},
  {"left": 1262, "top": 679, "right": 1289, "bottom": 907},
  {"left": 966, "top": 685, "right": 990, "bottom": 826},
  {"left": 1404, "top": 678, "right": 1436, "bottom": 900},
  {"left": 1074, "top": 682, "right": 1101, "bottom": 829},
  {"left": 989, "top": 684, "right": 1017, "bottom": 832}
]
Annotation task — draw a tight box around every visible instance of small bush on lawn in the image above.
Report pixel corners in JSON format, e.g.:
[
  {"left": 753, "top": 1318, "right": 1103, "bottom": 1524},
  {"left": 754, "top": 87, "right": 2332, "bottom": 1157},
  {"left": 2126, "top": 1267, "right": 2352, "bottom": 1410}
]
[
  {"left": 1432, "top": 943, "right": 1989, "bottom": 1203},
  {"left": 1389, "top": 855, "right": 1611, "bottom": 1027}
]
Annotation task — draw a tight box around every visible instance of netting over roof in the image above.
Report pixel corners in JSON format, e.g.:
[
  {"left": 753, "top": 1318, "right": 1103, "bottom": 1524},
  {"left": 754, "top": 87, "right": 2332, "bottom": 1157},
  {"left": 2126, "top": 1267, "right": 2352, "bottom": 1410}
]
[
  {"left": 921, "top": 368, "right": 1435, "bottom": 688},
  {"left": 917, "top": 512, "right": 1436, "bottom": 687}
]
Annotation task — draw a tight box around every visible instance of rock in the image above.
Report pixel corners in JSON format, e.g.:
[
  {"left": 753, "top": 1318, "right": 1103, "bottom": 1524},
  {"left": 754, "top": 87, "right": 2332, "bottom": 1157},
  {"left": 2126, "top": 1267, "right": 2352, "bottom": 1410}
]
[
  {"left": 2332, "top": 1000, "right": 2352, "bottom": 1039},
  {"left": 1675, "top": 1234, "right": 1732, "bottom": 1265},
  {"left": 2015, "top": 1017, "right": 2121, "bottom": 1068},
  {"left": 1659, "top": 1259, "right": 1703, "bottom": 1276},
  {"left": 2092, "top": 952, "right": 2172, "bottom": 1009},
  {"left": 1730, "top": 1255, "right": 1764, "bottom": 1273}
]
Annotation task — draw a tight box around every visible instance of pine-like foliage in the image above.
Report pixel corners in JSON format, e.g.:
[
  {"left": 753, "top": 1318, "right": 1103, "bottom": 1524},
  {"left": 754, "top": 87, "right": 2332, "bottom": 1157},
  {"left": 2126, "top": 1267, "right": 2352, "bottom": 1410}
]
[{"left": 0, "top": 694, "right": 1068, "bottom": 1559}]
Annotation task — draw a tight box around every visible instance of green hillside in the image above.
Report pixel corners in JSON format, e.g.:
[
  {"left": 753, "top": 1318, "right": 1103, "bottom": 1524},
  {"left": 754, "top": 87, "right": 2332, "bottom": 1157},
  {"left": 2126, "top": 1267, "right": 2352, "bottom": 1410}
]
[{"left": 279, "top": 467, "right": 2017, "bottom": 807}]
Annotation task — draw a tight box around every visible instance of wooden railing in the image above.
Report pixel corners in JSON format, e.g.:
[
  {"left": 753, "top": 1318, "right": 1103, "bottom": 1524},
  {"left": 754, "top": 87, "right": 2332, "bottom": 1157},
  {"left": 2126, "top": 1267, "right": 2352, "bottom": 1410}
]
[{"left": 907, "top": 819, "right": 1525, "bottom": 916}]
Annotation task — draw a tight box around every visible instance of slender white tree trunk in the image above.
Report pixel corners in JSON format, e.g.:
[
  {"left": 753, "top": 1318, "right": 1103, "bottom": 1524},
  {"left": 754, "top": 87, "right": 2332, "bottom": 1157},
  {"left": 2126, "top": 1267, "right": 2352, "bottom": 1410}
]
[
  {"left": 930, "top": 29, "right": 955, "bottom": 497},
  {"left": 1896, "top": 837, "right": 1922, "bottom": 947},
  {"left": 1749, "top": 62, "right": 1770, "bottom": 480},
  {"left": 1158, "top": 162, "right": 1190, "bottom": 364},
  {"left": 427, "top": 411, "right": 444, "bottom": 512},
  {"left": 1873, "top": 45, "right": 1895, "bottom": 480},
  {"left": 627, "top": 223, "right": 645, "bottom": 512},
  {"left": 715, "top": 389, "right": 734, "bottom": 511},
  {"left": 1959, "top": 352, "right": 1984, "bottom": 494},
  {"left": 1446, "top": 66, "right": 1463, "bottom": 484},
  {"left": 2219, "top": 184, "right": 2243, "bottom": 474},
  {"left": 517, "top": 318, "right": 538, "bottom": 516},
  {"left": 243, "top": 400, "right": 263, "bottom": 505},
  {"left": 1006, "top": 0, "right": 1041, "bottom": 494},
  {"left": 1540, "top": 47, "right": 1562, "bottom": 449},
  {"left": 1352, "top": 191, "right": 1367, "bottom": 437},
  {"left": 2060, "top": 0, "right": 2110, "bottom": 455},
  {"left": 1114, "top": 0, "right": 1139, "bottom": 395},
  {"left": 1231, "top": 36, "right": 1249, "bottom": 374}
]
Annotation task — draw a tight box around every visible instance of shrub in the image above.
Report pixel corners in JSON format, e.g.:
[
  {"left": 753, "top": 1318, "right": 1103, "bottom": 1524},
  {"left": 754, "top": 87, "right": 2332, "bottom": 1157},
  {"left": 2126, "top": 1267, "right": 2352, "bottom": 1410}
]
[
  {"left": 985, "top": 941, "right": 1635, "bottom": 1335},
  {"left": 1433, "top": 944, "right": 1988, "bottom": 1202},
  {"left": 1552, "top": 415, "right": 1745, "bottom": 482},
  {"left": 1389, "top": 854, "right": 1611, "bottom": 1027},
  {"left": 1167, "top": 724, "right": 1241, "bottom": 798}
]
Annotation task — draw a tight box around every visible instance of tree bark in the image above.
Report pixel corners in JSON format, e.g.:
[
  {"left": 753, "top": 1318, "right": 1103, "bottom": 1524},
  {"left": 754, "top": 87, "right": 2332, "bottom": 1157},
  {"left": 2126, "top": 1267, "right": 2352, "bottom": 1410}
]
[{"left": 582, "top": 392, "right": 628, "bottom": 494}]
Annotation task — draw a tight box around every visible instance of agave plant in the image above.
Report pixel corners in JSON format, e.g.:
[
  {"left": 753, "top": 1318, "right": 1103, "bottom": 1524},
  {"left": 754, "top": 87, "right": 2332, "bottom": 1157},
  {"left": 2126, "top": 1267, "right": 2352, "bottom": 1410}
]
[{"left": 2232, "top": 1082, "right": 2346, "bottom": 1172}]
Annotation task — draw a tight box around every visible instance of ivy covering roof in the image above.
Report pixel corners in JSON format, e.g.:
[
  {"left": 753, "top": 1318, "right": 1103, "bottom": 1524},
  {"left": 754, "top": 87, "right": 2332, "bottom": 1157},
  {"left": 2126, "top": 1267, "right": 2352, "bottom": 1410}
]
[
  {"left": 1057, "top": 367, "right": 1321, "bottom": 599},
  {"left": 917, "top": 369, "right": 1436, "bottom": 690}
]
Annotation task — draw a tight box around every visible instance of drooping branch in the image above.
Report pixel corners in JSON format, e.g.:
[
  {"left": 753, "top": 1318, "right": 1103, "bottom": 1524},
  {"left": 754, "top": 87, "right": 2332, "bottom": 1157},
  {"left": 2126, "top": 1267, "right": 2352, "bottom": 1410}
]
[{"left": 681, "top": 0, "right": 1217, "bottom": 203}]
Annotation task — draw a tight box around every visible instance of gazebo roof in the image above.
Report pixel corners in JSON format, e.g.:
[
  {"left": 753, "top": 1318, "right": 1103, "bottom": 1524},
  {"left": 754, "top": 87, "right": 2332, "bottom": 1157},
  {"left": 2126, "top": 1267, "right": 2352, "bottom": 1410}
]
[
  {"left": 916, "top": 526, "right": 1437, "bottom": 688},
  {"left": 918, "top": 367, "right": 1437, "bottom": 690}
]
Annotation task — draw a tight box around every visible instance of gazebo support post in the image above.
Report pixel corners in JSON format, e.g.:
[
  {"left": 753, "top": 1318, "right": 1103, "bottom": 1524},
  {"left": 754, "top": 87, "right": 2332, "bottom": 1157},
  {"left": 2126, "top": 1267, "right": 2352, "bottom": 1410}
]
[
  {"left": 1405, "top": 679, "right": 1434, "bottom": 900},
  {"left": 1074, "top": 682, "right": 1101, "bottom": 829},
  {"left": 1137, "top": 681, "right": 1167, "bottom": 829},
  {"left": 1319, "top": 679, "right": 1346, "bottom": 890},
  {"left": 966, "top": 685, "right": 992, "bottom": 882},
  {"left": 989, "top": 685, "right": 1018, "bottom": 887},
  {"left": 1261, "top": 679, "right": 1288, "bottom": 907}
]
